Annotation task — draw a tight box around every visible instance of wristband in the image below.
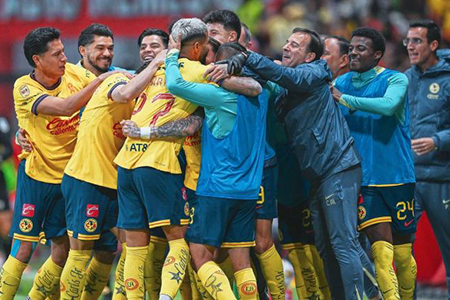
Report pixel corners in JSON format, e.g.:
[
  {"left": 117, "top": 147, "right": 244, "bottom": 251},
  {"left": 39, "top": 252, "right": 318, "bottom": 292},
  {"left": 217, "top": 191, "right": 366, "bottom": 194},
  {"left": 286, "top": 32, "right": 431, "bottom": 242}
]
[{"left": 140, "top": 127, "right": 151, "bottom": 139}]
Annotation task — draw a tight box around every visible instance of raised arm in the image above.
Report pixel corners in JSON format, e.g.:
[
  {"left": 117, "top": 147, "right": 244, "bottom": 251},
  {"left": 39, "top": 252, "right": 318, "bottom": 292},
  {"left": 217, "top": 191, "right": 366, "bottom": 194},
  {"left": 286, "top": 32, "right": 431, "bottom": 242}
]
[
  {"left": 111, "top": 50, "right": 166, "bottom": 103},
  {"left": 244, "top": 52, "right": 328, "bottom": 93},
  {"left": 35, "top": 70, "right": 120, "bottom": 116},
  {"left": 165, "top": 49, "right": 233, "bottom": 108},
  {"left": 221, "top": 76, "right": 262, "bottom": 97}
]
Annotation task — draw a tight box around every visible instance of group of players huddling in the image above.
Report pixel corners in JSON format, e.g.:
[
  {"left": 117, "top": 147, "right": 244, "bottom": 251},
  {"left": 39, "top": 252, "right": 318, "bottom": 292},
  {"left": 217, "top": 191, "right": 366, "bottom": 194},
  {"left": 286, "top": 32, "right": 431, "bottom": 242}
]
[{"left": 0, "top": 8, "right": 449, "bottom": 300}]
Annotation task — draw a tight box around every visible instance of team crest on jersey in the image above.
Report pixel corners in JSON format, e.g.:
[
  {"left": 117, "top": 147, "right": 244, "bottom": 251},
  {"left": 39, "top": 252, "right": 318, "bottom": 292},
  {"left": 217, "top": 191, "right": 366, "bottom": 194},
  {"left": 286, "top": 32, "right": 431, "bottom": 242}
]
[
  {"left": 184, "top": 202, "right": 190, "bottom": 216},
  {"left": 125, "top": 278, "right": 139, "bottom": 291},
  {"left": 19, "top": 218, "right": 33, "bottom": 233},
  {"left": 430, "top": 83, "right": 440, "bottom": 94},
  {"left": 84, "top": 218, "right": 98, "bottom": 233},
  {"left": 19, "top": 85, "right": 30, "bottom": 97},
  {"left": 357, "top": 206, "right": 366, "bottom": 220}
]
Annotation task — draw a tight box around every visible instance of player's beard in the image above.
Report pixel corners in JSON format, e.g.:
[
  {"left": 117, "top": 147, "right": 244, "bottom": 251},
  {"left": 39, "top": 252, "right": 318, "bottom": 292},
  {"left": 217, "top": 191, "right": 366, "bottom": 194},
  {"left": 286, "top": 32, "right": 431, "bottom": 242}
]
[{"left": 88, "top": 55, "right": 111, "bottom": 74}]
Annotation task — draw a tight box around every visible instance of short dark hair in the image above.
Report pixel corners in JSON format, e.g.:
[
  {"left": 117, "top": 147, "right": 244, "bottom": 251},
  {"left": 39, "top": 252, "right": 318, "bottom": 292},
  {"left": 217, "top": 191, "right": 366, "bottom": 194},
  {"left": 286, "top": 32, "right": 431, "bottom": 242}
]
[
  {"left": 203, "top": 10, "right": 241, "bottom": 40},
  {"left": 351, "top": 27, "right": 386, "bottom": 59},
  {"left": 292, "top": 27, "right": 323, "bottom": 61},
  {"left": 327, "top": 35, "right": 349, "bottom": 56},
  {"left": 24, "top": 27, "right": 60, "bottom": 68},
  {"left": 78, "top": 23, "right": 114, "bottom": 49},
  {"left": 241, "top": 23, "right": 252, "bottom": 45},
  {"left": 138, "top": 28, "right": 169, "bottom": 48},
  {"left": 216, "top": 42, "right": 247, "bottom": 60},
  {"left": 409, "top": 19, "right": 441, "bottom": 46}
]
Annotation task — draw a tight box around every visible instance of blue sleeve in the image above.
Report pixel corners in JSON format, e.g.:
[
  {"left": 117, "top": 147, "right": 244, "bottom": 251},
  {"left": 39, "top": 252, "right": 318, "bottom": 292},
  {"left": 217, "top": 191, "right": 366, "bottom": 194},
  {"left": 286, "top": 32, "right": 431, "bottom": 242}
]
[
  {"left": 264, "top": 81, "right": 281, "bottom": 104},
  {"left": 165, "top": 50, "right": 233, "bottom": 108},
  {"left": 245, "top": 52, "right": 328, "bottom": 92},
  {"left": 339, "top": 73, "right": 408, "bottom": 121}
]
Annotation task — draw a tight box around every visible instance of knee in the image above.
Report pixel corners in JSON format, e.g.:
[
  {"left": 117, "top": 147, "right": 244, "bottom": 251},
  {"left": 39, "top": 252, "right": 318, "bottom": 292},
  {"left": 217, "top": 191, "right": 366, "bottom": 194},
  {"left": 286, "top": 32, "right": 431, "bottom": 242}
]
[
  {"left": 94, "top": 250, "right": 116, "bottom": 264},
  {"left": 254, "top": 236, "right": 273, "bottom": 255},
  {"left": 189, "top": 244, "right": 213, "bottom": 271},
  {"left": 11, "top": 239, "right": 34, "bottom": 263},
  {"left": 51, "top": 237, "right": 70, "bottom": 267}
]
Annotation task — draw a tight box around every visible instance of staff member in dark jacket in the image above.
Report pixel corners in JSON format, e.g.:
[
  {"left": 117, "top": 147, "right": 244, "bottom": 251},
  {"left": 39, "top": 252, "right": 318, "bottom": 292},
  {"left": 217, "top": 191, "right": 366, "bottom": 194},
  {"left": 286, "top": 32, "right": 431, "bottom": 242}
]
[
  {"left": 404, "top": 19, "right": 450, "bottom": 299},
  {"left": 213, "top": 27, "right": 363, "bottom": 300}
]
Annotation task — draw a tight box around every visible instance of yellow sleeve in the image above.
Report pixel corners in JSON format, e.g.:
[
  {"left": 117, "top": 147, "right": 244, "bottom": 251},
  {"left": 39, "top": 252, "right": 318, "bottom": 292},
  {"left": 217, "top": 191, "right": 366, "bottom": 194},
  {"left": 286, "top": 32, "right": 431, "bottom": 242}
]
[
  {"left": 66, "top": 63, "right": 96, "bottom": 86},
  {"left": 13, "top": 78, "right": 48, "bottom": 116},
  {"left": 101, "top": 73, "right": 130, "bottom": 99}
]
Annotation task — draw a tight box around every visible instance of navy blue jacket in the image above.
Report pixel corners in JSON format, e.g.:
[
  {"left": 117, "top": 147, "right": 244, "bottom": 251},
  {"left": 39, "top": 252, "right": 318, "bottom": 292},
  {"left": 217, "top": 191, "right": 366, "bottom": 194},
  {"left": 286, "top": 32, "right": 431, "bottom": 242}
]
[
  {"left": 405, "top": 49, "right": 450, "bottom": 182},
  {"left": 245, "top": 52, "right": 360, "bottom": 182}
]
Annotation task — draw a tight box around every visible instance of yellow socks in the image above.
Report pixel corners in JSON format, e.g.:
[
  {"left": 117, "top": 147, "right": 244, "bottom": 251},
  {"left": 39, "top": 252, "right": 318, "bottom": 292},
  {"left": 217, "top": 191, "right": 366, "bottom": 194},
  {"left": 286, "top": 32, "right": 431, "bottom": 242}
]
[
  {"left": 29, "top": 256, "right": 63, "bottom": 299},
  {"left": 0, "top": 255, "right": 28, "bottom": 299},
  {"left": 305, "top": 244, "right": 331, "bottom": 299},
  {"left": 191, "top": 266, "right": 213, "bottom": 299},
  {"left": 198, "top": 261, "right": 236, "bottom": 300},
  {"left": 371, "top": 241, "right": 399, "bottom": 300},
  {"left": 145, "top": 238, "right": 167, "bottom": 299},
  {"left": 394, "top": 243, "right": 416, "bottom": 300},
  {"left": 235, "top": 268, "right": 258, "bottom": 300},
  {"left": 256, "top": 244, "right": 285, "bottom": 299},
  {"left": 124, "top": 246, "right": 148, "bottom": 300},
  {"left": 112, "top": 243, "right": 127, "bottom": 300},
  {"left": 217, "top": 255, "right": 235, "bottom": 284},
  {"left": 60, "top": 249, "right": 92, "bottom": 300},
  {"left": 81, "top": 256, "right": 113, "bottom": 300},
  {"left": 287, "top": 249, "right": 307, "bottom": 299},
  {"left": 296, "top": 246, "right": 320, "bottom": 299},
  {"left": 160, "top": 238, "right": 190, "bottom": 299}
]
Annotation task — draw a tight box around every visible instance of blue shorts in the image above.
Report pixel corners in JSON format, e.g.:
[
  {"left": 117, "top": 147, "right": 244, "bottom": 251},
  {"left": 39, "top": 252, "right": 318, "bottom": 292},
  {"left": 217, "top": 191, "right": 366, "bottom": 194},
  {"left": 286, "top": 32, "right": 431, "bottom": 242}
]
[
  {"left": 256, "top": 165, "right": 278, "bottom": 219},
  {"left": 61, "top": 174, "right": 118, "bottom": 252},
  {"left": 358, "top": 183, "right": 416, "bottom": 236},
  {"left": 9, "top": 160, "right": 66, "bottom": 242},
  {"left": 117, "top": 167, "right": 189, "bottom": 230},
  {"left": 186, "top": 196, "right": 256, "bottom": 248},
  {"left": 278, "top": 201, "right": 315, "bottom": 249}
]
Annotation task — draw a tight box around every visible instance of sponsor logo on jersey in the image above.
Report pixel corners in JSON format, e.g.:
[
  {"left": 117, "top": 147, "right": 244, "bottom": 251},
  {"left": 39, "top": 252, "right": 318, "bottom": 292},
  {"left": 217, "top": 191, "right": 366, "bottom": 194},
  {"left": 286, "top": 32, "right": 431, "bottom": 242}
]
[
  {"left": 22, "top": 203, "right": 35, "bottom": 217},
  {"left": 84, "top": 218, "right": 98, "bottom": 233},
  {"left": 113, "top": 121, "right": 126, "bottom": 140},
  {"left": 46, "top": 114, "right": 79, "bottom": 136},
  {"left": 181, "top": 187, "right": 187, "bottom": 201},
  {"left": 19, "top": 218, "right": 33, "bottom": 233},
  {"left": 86, "top": 204, "right": 99, "bottom": 217}
]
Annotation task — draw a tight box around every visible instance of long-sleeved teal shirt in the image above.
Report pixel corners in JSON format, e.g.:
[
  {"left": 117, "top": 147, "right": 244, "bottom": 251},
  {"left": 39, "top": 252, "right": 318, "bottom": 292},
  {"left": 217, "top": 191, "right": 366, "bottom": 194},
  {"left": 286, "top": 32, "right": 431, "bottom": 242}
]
[
  {"left": 338, "top": 66, "right": 409, "bottom": 124},
  {"left": 165, "top": 49, "right": 238, "bottom": 139}
]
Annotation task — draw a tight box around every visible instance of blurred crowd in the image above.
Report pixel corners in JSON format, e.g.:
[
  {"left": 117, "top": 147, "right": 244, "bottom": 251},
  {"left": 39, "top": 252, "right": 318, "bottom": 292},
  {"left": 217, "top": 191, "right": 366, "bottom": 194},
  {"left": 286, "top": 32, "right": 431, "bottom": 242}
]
[{"left": 237, "top": 0, "right": 450, "bottom": 71}]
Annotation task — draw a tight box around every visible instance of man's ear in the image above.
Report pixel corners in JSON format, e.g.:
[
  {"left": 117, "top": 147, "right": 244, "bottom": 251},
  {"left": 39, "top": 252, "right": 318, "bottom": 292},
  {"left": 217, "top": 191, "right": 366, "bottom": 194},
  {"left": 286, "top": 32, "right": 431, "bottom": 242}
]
[
  {"left": 430, "top": 40, "right": 439, "bottom": 52},
  {"left": 339, "top": 54, "right": 349, "bottom": 69},
  {"left": 229, "top": 31, "right": 238, "bottom": 42},
  {"left": 305, "top": 52, "right": 316, "bottom": 63},
  {"left": 374, "top": 50, "right": 382, "bottom": 61},
  {"left": 79, "top": 46, "right": 87, "bottom": 58}
]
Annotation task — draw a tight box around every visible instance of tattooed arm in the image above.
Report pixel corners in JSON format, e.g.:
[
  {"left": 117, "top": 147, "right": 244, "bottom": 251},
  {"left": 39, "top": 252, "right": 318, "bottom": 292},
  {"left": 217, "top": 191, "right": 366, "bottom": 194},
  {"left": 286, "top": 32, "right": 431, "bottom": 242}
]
[{"left": 121, "top": 108, "right": 204, "bottom": 140}]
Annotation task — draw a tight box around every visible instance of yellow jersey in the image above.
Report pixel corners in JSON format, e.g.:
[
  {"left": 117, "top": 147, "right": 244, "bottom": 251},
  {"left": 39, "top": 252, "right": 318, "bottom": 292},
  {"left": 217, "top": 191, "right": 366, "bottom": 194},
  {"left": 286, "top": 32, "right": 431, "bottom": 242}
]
[
  {"left": 14, "top": 63, "right": 95, "bottom": 184},
  {"left": 114, "top": 58, "right": 209, "bottom": 174},
  {"left": 65, "top": 73, "right": 134, "bottom": 190},
  {"left": 182, "top": 132, "right": 201, "bottom": 191}
]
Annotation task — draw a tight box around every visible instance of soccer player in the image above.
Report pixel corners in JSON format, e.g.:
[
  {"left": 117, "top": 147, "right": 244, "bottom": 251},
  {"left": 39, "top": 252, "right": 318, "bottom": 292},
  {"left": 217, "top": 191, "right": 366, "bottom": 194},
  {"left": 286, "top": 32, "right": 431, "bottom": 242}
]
[
  {"left": 203, "top": 9, "right": 241, "bottom": 44},
  {"left": 166, "top": 39, "right": 266, "bottom": 300},
  {"left": 237, "top": 23, "right": 285, "bottom": 300},
  {"left": 322, "top": 36, "right": 350, "bottom": 80},
  {"left": 0, "top": 27, "right": 113, "bottom": 299},
  {"left": 219, "top": 27, "right": 364, "bottom": 300},
  {"left": 332, "top": 27, "right": 416, "bottom": 300},
  {"left": 404, "top": 20, "right": 450, "bottom": 299},
  {"left": 239, "top": 23, "right": 253, "bottom": 49},
  {"left": 113, "top": 18, "right": 211, "bottom": 300}
]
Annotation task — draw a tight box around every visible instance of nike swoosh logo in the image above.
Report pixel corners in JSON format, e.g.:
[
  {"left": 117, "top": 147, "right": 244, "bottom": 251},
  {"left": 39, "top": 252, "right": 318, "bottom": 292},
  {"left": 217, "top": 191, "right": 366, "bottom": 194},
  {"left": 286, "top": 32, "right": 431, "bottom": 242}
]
[
  {"left": 404, "top": 219, "right": 414, "bottom": 227},
  {"left": 325, "top": 193, "right": 334, "bottom": 200},
  {"left": 443, "top": 199, "right": 450, "bottom": 204}
]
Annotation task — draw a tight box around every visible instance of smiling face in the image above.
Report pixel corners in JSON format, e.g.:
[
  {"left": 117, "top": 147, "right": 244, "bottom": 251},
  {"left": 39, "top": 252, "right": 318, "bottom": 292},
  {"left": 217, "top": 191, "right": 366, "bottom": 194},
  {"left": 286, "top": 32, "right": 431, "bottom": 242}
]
[
  {"left": 80, "top": 35, "right": 114, "bottom": 75},
  {"left": 406, "top": 27, "right": 438, "bottom": 67},
  {"left": 139, "top": 35, "right": 166, "bottom": 63},
  {"left": 282, "top": 32, "right": 312, "bottom": 68},
  {"left": 348, "top": 36, "right": 381, "bottom": 73},
  {"left": 34, "top": 39, "right": 67, "bottom": 78},
  {"left": 322, "top": 38, "right": 343, "bottom": 76}
]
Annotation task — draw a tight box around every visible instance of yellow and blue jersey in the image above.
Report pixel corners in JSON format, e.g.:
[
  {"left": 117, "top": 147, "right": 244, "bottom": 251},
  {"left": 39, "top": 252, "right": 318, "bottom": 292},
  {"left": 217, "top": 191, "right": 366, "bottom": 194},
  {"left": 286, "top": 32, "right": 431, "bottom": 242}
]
[
  {"left": 65, "top": 73, "right": 134, "bottom": 189},
  {"left": 13, "top": 63, "right": 95, "bottom": 184},
  {"left": 114, "top": 58, "right": 209, "bottom": 174}
]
